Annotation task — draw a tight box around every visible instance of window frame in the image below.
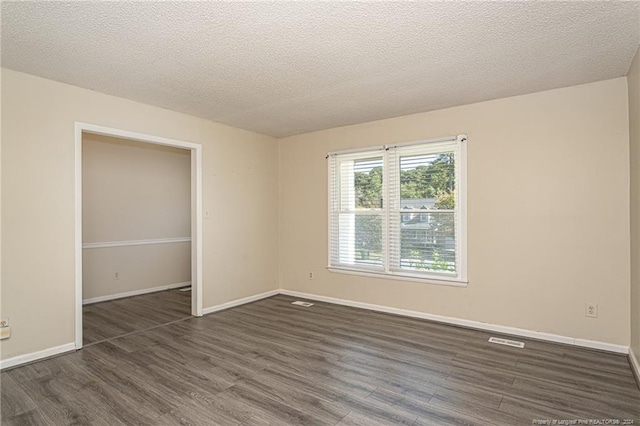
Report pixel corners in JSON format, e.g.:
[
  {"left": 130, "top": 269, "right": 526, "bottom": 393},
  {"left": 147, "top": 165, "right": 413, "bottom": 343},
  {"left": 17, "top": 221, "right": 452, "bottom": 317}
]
[{"left": 327, "top": 134, "right": 468, "bottom": 287}]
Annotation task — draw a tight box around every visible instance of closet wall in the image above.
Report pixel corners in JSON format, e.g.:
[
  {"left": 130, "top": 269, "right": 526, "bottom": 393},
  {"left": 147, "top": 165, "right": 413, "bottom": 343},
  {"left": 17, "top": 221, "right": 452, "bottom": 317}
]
[{"left": 82, "top": 133, "right": 191, "bottom": 302}]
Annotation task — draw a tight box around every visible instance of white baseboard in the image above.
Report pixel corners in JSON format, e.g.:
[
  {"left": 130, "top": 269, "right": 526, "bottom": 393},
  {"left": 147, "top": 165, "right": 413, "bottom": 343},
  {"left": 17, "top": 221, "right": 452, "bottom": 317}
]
[
  {"left": 279, "top": 289, "right": 629, "bottom": 354},
  {"left": 629, "top": 347, "right": 640, "bottom": 388},
  {"left": 0, "top": 343, "right": 76, "bottom": 370},
  {"left": 573, "top": 338, "right": 628, "bottom": 354},
  {"left": 202, "top": 289, "right": 279, "bottom": 315},
  {"left": 3, "top": 287, "right": 630, "bottom": 371},
  {"left": 83, "top": 281, "right": 191, "bottom": 305}
]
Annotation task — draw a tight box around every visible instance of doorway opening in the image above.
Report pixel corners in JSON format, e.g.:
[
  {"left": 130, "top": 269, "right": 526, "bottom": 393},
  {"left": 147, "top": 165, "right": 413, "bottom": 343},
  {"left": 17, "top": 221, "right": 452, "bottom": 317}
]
[{"left": 74, "top": 123, "right": 203, "bottom": 349}]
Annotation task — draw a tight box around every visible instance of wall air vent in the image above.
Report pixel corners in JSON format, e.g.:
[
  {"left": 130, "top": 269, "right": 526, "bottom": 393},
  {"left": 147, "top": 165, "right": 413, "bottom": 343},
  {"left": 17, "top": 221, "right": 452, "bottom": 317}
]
[
  {"left": 488, "top": 337, "right": 525, "bottom": 348},
  {"left": 291, "top": 301, "right": 314, "bottom": 307}
]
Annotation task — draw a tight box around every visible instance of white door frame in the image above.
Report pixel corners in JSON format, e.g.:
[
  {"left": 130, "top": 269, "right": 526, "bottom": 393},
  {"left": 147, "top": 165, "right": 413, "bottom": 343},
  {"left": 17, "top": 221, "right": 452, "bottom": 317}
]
[{"left": 74, "top": 122, "right": 203, "bottom": 349}]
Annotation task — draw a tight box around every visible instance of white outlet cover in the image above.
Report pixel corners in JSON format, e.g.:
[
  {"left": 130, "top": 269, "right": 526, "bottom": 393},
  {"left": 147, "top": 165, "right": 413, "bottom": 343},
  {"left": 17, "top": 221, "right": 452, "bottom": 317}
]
[
  {"left": 0, "top": 327, "right": 10, "bottom": 340},
  {"left": 585, "top": 303, "right": 598, "bottom": 318}
]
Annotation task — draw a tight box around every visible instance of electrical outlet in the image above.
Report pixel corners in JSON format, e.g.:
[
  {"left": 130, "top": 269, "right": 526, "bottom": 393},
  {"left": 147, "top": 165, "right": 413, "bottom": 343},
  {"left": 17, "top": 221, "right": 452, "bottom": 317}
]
[
  {"left": 585, "top": 303, "right": 598, "bottom": 318},
  {"left": 0, "top": 318, "right": 9, "bottom": 340},
  {"left": 0, "top": 327, "right": 10, "bottom": 340},
  {"left": 308, "top": 271, "right": 314, "bottom": 280},
  {"left": 114, "top": 272, "right": 120, "bottom": 280}
]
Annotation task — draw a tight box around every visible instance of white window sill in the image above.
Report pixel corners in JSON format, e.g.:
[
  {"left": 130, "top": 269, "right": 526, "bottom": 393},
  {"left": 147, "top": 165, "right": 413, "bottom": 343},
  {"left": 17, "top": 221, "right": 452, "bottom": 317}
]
[{"left": 327, "top": 266, "right": 468, "bottom": 287}]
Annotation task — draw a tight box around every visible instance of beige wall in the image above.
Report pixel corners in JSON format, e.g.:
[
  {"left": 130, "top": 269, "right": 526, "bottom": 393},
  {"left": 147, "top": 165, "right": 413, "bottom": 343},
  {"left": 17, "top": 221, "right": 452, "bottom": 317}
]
[
  {"left": 279, "top": 78, "right": 631, "bottom": 346},
  {"left": 82, "top": 134, "right": 191, "bottom": 300},
  {"left": 83, "top": 135, "right": 191, "bottom": 242},
  {"left": 1, "top": 69, "right": 279, "bottom": 360},
  {"left": 82, "top": 243, "right": 191, "bottom": 300},
  {"left": 629, "top": 46, "right": 640, "bottom": 357}
]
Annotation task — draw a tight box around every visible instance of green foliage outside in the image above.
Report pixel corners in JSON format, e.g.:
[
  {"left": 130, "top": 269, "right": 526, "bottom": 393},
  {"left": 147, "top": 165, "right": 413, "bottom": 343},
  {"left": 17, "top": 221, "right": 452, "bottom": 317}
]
[
  {"left": 354, "top": 166, "right": 383, "bottom": 209},
  {"left": 353, "top": 153, "right": 455, "bottom": 209},
  {"left": 408, "top": 251, "right": 453, "bottom": 272},
  {"left": 352, "top": 153, "right": 456, "bottom": 272},
  {"left": 354, "top": 215, "right": 382, "bottom": 263},
  {"left": 434, "top": 192, "right": 455, "bottom": 210},
  {"left": 399, "top": 153, "right": 455, "bottom": 203}
]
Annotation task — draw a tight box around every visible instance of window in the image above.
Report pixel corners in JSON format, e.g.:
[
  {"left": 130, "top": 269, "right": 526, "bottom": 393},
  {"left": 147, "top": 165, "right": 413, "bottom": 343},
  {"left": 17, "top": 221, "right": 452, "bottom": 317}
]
[{"left": 328, "top": 135, "right": 467, "bottom": 285}]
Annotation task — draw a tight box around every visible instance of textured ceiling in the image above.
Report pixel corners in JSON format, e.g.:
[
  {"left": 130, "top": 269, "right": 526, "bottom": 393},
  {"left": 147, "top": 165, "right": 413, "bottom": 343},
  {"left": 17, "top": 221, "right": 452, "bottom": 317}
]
[{"left": 2, "top": 2, "right": 639, "bottom": 138}]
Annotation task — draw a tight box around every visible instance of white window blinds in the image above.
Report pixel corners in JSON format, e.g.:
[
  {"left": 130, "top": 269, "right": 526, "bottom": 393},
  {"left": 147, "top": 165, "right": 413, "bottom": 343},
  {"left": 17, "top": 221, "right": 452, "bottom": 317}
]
[
  {"left": 328, "top": 148, "right": 386, "bottom": 272},
  {"left": 328, "top": 135, "right": 467, "bottom": 284}
]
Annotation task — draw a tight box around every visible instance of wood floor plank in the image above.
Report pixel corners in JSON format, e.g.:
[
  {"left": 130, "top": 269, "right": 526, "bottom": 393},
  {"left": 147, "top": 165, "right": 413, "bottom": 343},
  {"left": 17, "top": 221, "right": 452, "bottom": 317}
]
[
  {"left": 336, "top": 410, "right": 416, "bottom": 426},
  {"left": 239, "top": 416, "right": 272, "bottom": 426},
  {"left": 0, "top": 409, "right": 53, "bottom": 426},
  {"left": 0, "top": 374, "right": 37, "bottom": 419},
  {"left": 433, "top": 379, "right": 504, "bottom": 411},
  {"left": 412, "top": 406, "right": 488, "bottom": 426},
  {"left": 428, "top": 392, "right": 522, "bottom": 425},
  {"left": 16, "top": 376, "right": 99, "bottom": 425},
  {"left": 2, "top": 292, "right": 639, "bottom": 425},
  {"left": 506, "top": 377, "right": 639, "bottom": 419},
  {"left": 214, "top": 382, "right": 333, "bottom": 426},
  {"left": 498, "top": 395, "right": 582, "bottom": 422},
  {"left": 82, "top": 288, "right": 191, "bottom": 345}
]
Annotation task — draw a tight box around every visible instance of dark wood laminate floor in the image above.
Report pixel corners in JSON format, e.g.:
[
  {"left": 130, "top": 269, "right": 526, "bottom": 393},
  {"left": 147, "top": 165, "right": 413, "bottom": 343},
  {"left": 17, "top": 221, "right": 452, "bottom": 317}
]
[
  {"left": 82, "top": 288, "right": 191, "bottom": 345},
  {"left": 2, "top": 294, "right": 640, "bottom": 425}
]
